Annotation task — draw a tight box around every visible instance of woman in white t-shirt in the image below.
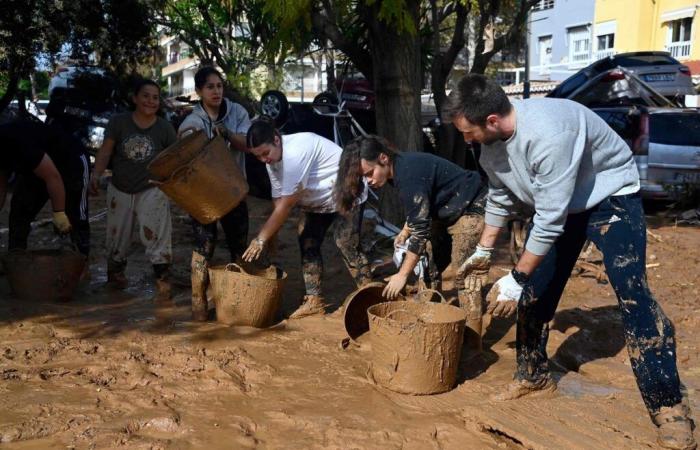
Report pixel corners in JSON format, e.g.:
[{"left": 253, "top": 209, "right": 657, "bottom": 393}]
[{"left": 242, "top": 120, "right": 371, "bottom": 319}]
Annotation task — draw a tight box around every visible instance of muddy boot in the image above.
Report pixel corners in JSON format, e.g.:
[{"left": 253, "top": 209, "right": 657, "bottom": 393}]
[
  {"left": 152, "top": 264, "right": 172, "bottom": 304},
  {"left": 458, "top": 288, "right": 483, "bottom": 354},
  {"left": 492, "top": 376, "right": 557, "bottom": 401},
  {"left": 289, "top": 295, "right": 327, "bottom": 319},
  {"left": 107, "top": 271, "right": 128, "bottom": 290},
  {"left": 191, "top": 252, "right": 209, "bottom": 321},
  {"left": 654, "top": 404, "right": 697, "bottom": 450}
]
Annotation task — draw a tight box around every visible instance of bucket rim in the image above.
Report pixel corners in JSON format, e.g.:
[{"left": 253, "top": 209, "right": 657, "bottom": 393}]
[
  {"left": 208, "top": 263, "right": 288, "bottom": 281},
  {"left": 367, "top": 300, "right": 467, "bottom": 325}
]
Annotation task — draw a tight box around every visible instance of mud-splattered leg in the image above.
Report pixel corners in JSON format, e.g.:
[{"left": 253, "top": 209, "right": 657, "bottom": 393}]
[
  {"left": 105, "top": 183, "right": 136, "bottom": 286},
  {"left": 190, "top": 217, "right": 217, "bottom": 320},
  {"left": 586, "top": 194, "right": 683, "bottom": 414},
  {"left": 220, "top": 201, "right": 249, "bottom": 262},
  {"left": 448, "top": 214, "right": 485, "bottom": 352},
  {"left": 332, "top": 208, "right": 371, "bottom": 287},
  {"left": 297, "top": 212, "right": 335, "bottom": 297},
  {"left": 8, "top": 175, "right": 48, "bottom": 251}
]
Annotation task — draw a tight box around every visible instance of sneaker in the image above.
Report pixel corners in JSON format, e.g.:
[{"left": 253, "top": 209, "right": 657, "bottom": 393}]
[
  {"left": 107, "top": 271, "right": 128, "bottom": 290},
  {"left": 289, "top": 295, "right": 327, "bottom": 319},
  {"left": 654, "top": 404, "right": 697, "bottom": 450}
]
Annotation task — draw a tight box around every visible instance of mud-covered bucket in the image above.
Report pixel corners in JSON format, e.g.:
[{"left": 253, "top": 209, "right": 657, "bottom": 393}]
[
  {"left": 343, "top": 282, "right": 404, "bottom": 344},
  {"left": 155, "top": 136, "right": 248, "bottom": 224},
  {"left": 147, "top": 129, "right": 209, "bottom": 180},
  {"left": 1, "top": 248, "right": 86, "bottom": 302},
  {"left": 367, "top": 301, "right": 467, "bottom": 395},
  {"left": 208, "top": 263, "right": 287, "bottom": 327}
]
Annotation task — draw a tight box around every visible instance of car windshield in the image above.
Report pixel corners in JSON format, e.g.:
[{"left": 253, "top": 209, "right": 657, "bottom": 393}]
[
  {"left": 612, "top": 55, "right": 677, "bottom": 67},
  {"left": 650, "top": 113, "right": 700, "bottom": 146}
]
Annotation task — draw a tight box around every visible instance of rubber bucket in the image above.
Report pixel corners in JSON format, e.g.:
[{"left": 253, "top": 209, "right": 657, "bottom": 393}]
[
  {"left": 1, "top": 248, "right": 86, "bottom": 302},
  {"left": 156, "top": 136, "right": 248, "bottom": 224},
  {"left": 208, "top": 263, "right": 287, "bottom": 327},
  {"left": 367, "top": 301, "right": 467, "bottom": 395},
  {"left": 147, "top": 129, "right": 209, "bottom": 180},
  {"left": 343, "top": 282, "right": 404, "bottom": 344}
]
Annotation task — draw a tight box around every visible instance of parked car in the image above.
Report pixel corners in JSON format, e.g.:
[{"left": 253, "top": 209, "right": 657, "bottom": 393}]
[
  {"left": 548, "top": 51, "right": 694, "bottom": 104},
  {"left": 593, "top": 105, "right": 700, "bottom": 199}
]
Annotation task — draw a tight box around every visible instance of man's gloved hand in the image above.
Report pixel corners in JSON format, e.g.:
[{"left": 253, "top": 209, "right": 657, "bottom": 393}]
[
  {"left": 214, "top": 124, "right": 230, "bottom": 141},
  {"left": 456, "top": 244, "right": 493, "bottom": 290},
  {"left": 52, "top": 211, "right": 72, "bottom": 235},
  {"left": 242, "top": 237, "right": 266, "bottom": 262},
  {"left": 486, "top": 271, "right": 524, "bottom": 318}
]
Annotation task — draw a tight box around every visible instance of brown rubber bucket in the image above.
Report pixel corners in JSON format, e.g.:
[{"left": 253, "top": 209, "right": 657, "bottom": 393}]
[
  {"left": 208, "top": 263, "right": 287, "bottom": 327},
  {"left": 1, "top": 248, "right": 86, "bottom": 302},
  {"left": 156, "top": 136, "right": 248, "bottom": 224},
  {"left": 367, "top": 301, "right": 467, "bottom": 395},
  {"left": 147, "top": 129, "right": 208, "bottom": 180},
  {"left": 343, "top": 282, "right": 404, "bottom": 344}
]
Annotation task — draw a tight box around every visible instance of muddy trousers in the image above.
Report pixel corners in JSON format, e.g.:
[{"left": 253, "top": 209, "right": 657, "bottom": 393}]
[
  {"left": 106, "top": 184, "right": 172, "bottom": 277},
  {"left": 517, "top": 193, "right": 682, "bottom": 414},
  {"left": 8, "top": 156, "right": 90, "bottom": 256},
  {"left": 191, "top": 201, "right": 248, "bottom": 262},
  {"left": 298, "top": 208, "right": 371, "bottom": 297}
]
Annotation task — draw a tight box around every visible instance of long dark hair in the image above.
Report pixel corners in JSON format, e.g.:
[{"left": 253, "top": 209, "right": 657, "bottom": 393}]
[{"left": 334, "top": 134, "right": 399, "bottom": 214}]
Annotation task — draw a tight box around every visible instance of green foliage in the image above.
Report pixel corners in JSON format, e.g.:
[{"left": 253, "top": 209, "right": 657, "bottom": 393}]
[{"left": 366, "top": 0, "right": 417, "bottom": 34}]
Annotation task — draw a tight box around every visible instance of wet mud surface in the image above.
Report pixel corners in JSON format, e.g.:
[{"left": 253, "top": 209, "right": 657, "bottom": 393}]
[{"left": 0, "top": 194, "right": 698, "bottom": 449}]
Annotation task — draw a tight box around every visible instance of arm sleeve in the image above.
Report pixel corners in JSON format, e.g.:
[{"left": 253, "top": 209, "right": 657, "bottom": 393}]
[
  {"left": 177, "top": 114, "right": 206, "bottom": 134},
  {"left": 484, "top": 176, "right": 520, "bottom": 228},
  {"left": 401, "top": 183, "right": 432, "bottom": 255},
  {"left": 525, "top": 129, "right": 586, "bottom": 255},
  {"left": 104, "top": 116, "right": 120, "bottom": 142},
  {"left": 231, "top": 103, "right": 251, "bottom": 134},
  {"left": 19, "top": 147, "right": 45, "bottom": 173}
]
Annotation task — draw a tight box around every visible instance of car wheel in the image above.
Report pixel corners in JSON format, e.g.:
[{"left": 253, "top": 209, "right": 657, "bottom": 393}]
[{"left": 260, "top": 90, "right": 288, "bottom": 126}]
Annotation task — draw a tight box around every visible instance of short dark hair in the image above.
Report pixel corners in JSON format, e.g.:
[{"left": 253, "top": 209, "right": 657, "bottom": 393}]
[
  {"left": 133, "top": 79, "right": 160, "bottom": 96},
  {"left": 246, "top": 117, "right": 279, "bottom": 148},
  {"left": 442, "top": 74, "right": 512, "bottom": 125},
  {"left": 334, "top": 135, "right": 399, "bottom": 215},
  {"left": 194, "top": 66, "right": 224, "bottom": 89}
]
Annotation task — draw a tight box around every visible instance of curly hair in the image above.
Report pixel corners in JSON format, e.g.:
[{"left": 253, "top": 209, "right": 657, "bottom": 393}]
[{"left": 334, "top": 135, "right": 398, "bottom": 215}]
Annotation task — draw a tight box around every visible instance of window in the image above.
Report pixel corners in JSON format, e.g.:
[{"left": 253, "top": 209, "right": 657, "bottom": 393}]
[
  {"left": 538, "top": 35, "right": 553, "bottom": 74},
  {"left": 597, "top": 34, "right": 614, "bottom": 50},
  {"left": 667, "top": 17, "right": 692, "bottom": 58},
  {"left": 532, "top": 0, "right": 554, "bottom": 11},
  {"left": 568, "top": 26, "right": 591, "bottom": 65}
]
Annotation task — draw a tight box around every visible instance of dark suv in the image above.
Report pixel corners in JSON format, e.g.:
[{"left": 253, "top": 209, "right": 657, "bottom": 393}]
[
  {"left": 549, "top": 51, "right": 695, "bottom": 103},
  {"left": 593, "top": 106, "right": 700, "bottom": 199}
]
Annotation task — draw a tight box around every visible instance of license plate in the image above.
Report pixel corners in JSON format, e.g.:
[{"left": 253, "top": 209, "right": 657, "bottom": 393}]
[
  {"left": 643, "top": 74, "right": 674, "bottom": 82},
  {"left": 674, "top": 171, "right": 700, "bottom": 183}
]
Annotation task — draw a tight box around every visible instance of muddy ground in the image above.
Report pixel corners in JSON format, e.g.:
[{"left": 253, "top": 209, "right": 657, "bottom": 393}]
[{"left": 0, "top": 192, "right": 698, "bottom": 449}]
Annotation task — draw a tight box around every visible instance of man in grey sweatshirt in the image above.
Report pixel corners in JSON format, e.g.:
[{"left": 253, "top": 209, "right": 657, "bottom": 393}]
[{"left": 443, "top": 74, "right": 694, "bottom": 450}]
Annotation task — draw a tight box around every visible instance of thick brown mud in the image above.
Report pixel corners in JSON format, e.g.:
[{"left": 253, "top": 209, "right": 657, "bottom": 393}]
[{"left": 0, "top": 194, "right": 698, "bottom": 449}]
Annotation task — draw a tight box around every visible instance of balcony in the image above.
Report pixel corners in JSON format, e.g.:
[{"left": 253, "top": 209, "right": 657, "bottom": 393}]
[
  {"left": 168, "top": 85, "right": 195, "bottom": 98},
  {"left": 667, "top": 41, "right": 691, "bottom": 59},
  {"left": 595, "top": 49, "right": 616, "bottom": 60},
  {"left": 162, "top": 56, "right": 197, "bottom": 77}
]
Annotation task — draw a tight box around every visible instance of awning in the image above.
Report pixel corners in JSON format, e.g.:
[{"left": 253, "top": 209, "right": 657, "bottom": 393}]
[{"left": 660, "top": 6, "right": 696, "bottom": 23}]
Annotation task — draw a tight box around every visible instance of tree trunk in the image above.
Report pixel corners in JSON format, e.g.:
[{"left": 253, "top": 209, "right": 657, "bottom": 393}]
[{"left": 365, "top": 1, "right": 422, "bottom": 225}]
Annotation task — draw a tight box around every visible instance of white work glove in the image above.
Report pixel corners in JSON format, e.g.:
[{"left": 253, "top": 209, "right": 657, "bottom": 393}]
[
  {"left": 486, "top": 271, "right": 523, "bottom": 318},
  {"left": 52, "top": 211, "right": 72, "bottom": 235},
  {"left": 456, "top": 244, "right": 492, "bottom": 290}
]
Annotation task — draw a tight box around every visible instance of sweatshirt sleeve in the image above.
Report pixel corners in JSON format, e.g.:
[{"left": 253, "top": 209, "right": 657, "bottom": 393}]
[
  {"left": 400, "top": 183, "right": 432, "bottom": 255},
  {"left": 484, "top": 177, "right": 520, "bottom": 228},
  {"left": 526, "top": 129, "right": 586, "bottom": 255}
]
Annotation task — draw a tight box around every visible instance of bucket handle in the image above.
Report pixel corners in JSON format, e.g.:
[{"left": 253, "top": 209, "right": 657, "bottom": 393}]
[
  {"left": 168, "top": 163, "right": 193, "bottom": 182},
  {"left": 415, "top": 288, "right": 446, "bottom": 304},
  {"left": 384, "top": 308, "right": 422, "bottom": 323}
]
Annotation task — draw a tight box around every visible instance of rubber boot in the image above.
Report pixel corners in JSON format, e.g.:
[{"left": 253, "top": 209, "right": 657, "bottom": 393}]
[
  {"left": 107, "top": 259, "right": 128, "bottom": 289},
  {"left": 289, "top": 295, "right": 327, "bottom": 319},
  {"left": 654, "top": 403, "right": 697, "bottom": 450},
  {"left": 152, "top": 264, "right": 172, "bottom": 304},
  {"left": 191, "top": 251, "right": 209, "bottom": 321},
  {"left": 458, "top": 288, "right": 483, "bottom": 353}
]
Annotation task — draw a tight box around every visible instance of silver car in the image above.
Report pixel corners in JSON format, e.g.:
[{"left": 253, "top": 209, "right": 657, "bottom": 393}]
[{"left": 593, "top": 106, "right": 700, "bottom": 199}]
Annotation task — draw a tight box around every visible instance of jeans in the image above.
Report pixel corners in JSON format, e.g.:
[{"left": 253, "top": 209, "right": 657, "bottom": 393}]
[{"left": 517, "top": 193, "right": 682, "bottom": 414}]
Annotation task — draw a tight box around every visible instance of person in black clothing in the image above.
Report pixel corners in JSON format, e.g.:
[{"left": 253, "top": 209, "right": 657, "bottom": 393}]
[
  {"left": 0, "top": 120, "right": 90, "bottom": 255},
  {"left": 335, "top": 135, "right": 487, "bottom": 351}
]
